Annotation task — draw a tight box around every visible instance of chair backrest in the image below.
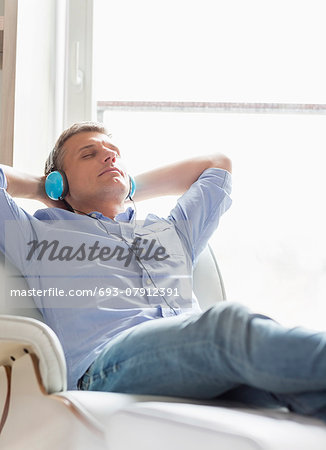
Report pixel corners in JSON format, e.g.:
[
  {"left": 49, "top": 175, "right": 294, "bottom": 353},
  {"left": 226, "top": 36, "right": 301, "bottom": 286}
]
[
  {"left": 0, "top": 252, "right": 45, "bottom": 321},
  {"left": 193, "top": 245, "right": 226, "bottom": 309},
  {"left": 0, "top": 244, "right": 225, "bottom": 320}
]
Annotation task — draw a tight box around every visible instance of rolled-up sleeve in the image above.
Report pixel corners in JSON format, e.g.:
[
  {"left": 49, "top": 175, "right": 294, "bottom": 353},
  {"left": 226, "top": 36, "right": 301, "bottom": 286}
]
[{"left": 168, "top": 168, "right": 232, "bottom": 264}]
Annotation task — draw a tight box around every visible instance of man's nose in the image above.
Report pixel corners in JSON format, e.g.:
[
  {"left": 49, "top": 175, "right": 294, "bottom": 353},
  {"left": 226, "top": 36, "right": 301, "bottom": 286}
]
[{"left": 101, "top": 147, "right": 117, "bottom": 164}]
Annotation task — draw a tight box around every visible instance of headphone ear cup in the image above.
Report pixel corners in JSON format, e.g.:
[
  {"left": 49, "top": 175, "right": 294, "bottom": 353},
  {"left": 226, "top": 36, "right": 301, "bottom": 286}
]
[
  {"left": 45, "top": 170, "right": 69, "bottom": 201},
  {"left": 128, "top": 175, "right": 136, "bottom": 200}
]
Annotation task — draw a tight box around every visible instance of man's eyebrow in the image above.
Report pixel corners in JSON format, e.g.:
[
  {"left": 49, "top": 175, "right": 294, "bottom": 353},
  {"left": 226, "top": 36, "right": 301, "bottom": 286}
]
[
  {"left": 77, "top": 142, "right": 120, "bottom": 154},
  {"left": 78, "top": 144, "right": 95, "bottom": 152}
]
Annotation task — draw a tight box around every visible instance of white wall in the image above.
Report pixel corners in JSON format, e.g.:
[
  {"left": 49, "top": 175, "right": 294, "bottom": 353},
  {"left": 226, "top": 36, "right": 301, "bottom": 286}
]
[
  {"left": 13, "top": 0, "right": 57, "bottom": 176},
  {"left": 0, "top": 0, "right": 4, "bottom": 105}
]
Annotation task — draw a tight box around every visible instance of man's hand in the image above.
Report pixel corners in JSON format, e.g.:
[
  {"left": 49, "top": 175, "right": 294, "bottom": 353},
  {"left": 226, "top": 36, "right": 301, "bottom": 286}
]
[{"left": 132, "top": 153, "right": 232, "bottom": 202}]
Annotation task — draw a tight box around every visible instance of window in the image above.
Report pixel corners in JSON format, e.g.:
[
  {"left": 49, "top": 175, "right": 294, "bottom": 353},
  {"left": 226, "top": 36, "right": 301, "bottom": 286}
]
[{"left": 85, "top": 0, "right": 326, "bottom": 327}]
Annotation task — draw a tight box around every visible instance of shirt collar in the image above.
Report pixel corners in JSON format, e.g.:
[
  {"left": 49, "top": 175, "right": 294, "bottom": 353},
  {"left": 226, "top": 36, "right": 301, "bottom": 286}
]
[{"left": 89, "top": 206, "right": 135, "bottom": 223}]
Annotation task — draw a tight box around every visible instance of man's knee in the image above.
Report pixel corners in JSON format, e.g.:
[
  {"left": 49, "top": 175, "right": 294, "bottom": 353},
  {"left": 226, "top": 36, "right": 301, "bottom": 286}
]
[
  {"left": 209, "top": 301, "right": 252, "bottom": 324},
  {"left": 202, "top": 302, "right": 276, "bottom": 359},
  {"left": 201, "top": 301, "right": 254, "bottom": 343}
]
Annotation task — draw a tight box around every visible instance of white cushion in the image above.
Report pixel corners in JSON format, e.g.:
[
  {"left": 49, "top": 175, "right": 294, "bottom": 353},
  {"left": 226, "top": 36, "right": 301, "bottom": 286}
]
[
  {"left": 104, "top": 401, "right": 326, "bottom": 450},
  {"left": 56, "top": 391, "right": 326, "bottom": 449},
  {"left": 56, "top": 391, "right": 211, "bottom": 426}
]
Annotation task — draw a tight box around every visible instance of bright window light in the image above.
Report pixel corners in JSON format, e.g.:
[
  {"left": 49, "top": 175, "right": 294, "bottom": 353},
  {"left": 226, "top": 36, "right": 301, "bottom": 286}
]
[
  {"left": 92, "top": 0, "right": 326, "bottom": 328},
  {"left": 94, "top": 0, "right": 326, "bottom": 103}
]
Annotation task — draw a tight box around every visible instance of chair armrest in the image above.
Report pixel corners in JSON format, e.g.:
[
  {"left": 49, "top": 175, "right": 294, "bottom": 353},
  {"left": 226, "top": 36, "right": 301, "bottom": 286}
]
[{"left": 0, "top": 315, "right": 67, "bottom": 393}]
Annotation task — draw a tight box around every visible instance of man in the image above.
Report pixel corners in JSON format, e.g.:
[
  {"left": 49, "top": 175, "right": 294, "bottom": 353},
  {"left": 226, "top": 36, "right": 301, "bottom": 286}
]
[{"left": 1, "top": 122, "right": 326, "bottom": 422}]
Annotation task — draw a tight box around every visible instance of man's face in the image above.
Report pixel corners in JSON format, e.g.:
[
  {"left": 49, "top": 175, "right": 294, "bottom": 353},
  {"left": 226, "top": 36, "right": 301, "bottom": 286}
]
[{"left": 62, "top": 131, "right": 130, "bottom": 204}]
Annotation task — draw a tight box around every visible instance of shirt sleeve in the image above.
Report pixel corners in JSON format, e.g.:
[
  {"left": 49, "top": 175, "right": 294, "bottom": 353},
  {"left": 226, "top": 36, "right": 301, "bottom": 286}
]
[
  {"left": 0, "top": 168, "right": 38, "bottom": 272},
  {"left": 0, "top": 167, "right": 8, "bottom": 189},
  {"left": 168, "top": 168, "right": 232, "bottom": 265}
]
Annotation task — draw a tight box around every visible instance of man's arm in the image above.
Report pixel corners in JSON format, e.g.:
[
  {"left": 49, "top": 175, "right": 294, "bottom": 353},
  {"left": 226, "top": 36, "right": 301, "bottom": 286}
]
[
  {"left": 0, "top": 164, "right": 61, "bottom": 208},
  {"left": 1, "top": 152, "right": 231, "bottom": 205},
  {"left": 1, "top": 164, "right": 41, "bottom": 198},
  {"left": 133, "top": 153, "right": 232, "bottom": 202}
]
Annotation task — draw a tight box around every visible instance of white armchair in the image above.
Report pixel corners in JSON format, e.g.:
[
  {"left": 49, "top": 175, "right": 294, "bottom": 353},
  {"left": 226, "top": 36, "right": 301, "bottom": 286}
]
[{"left": 1, "top": 246, "right": 326, "bottom": 450}]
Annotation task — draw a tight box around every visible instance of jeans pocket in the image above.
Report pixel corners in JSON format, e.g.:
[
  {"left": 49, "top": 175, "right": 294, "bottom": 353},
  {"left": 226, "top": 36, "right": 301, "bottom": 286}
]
[{"left": 77, "top": 364, "right": 93, "bottom": 390}]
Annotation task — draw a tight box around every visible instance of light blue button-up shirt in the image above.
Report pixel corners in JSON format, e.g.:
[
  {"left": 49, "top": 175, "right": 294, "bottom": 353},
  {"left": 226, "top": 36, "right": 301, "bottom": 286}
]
[{"left": 0, "top": 167, "right": 232, "bottom": 389}]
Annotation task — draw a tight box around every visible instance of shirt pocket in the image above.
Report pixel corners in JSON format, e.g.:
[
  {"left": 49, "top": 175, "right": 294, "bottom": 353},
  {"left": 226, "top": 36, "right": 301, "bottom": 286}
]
[{"left": 134, "top": 222, "right": 185, "bottom": 258}]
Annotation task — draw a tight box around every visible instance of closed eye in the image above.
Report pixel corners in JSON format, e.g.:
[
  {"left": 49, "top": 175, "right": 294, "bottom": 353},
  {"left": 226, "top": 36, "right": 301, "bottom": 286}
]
[{"left": 81, "top": 152, "right": 95, "bottom": 159}]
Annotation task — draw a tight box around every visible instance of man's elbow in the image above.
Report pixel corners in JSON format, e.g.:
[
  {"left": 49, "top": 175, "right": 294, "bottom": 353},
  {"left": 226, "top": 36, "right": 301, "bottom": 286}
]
[{"left": 210, "top": 154, "right": 232, "bottom": 173}]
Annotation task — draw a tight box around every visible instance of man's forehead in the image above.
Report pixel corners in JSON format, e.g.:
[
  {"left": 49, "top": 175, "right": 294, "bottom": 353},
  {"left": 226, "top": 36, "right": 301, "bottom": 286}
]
[
  {"left": 67, "top": 132, "right": 111, "bottom": 147},
  {"left": 65, "top": 132, "right": 119, "bottom": 154}
]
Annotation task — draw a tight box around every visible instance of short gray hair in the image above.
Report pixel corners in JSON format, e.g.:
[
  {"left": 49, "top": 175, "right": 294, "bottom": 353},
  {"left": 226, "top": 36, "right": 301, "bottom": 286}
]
[{"left": 44, "top": 122, "right": 111, "bottom": 175}]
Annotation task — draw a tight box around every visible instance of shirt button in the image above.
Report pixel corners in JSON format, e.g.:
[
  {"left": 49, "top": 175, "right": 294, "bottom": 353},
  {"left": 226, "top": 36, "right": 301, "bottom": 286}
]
[{"left": 146, "top": 279, "right": 151, "bottom": 285}]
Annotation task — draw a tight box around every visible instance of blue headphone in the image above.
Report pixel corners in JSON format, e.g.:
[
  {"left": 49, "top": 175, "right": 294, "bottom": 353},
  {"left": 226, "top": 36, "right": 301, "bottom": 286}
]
[{"left": 45, "top": 170, "right": 136, "bottom": 202}]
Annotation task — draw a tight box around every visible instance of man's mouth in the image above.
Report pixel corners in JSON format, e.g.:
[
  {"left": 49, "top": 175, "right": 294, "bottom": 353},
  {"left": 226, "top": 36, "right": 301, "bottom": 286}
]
[{"left": 98, "top": 167, "right": 123, "bottom": 177}]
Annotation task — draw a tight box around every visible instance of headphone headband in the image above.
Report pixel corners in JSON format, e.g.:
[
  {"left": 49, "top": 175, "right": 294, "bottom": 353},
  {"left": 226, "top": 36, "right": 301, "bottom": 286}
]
[{"left": 45, "top": 171, "right": 136, "bottom": 202}]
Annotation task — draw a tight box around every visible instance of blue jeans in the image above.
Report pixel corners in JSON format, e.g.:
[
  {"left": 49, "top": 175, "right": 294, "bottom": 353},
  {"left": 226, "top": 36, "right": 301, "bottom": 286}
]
[{"left": 79, "top": 302, "right": 326, "bottom": 422}]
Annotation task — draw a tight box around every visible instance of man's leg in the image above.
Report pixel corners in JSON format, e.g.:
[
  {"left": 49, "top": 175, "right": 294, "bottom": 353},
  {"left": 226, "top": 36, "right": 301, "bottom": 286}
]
[{"left": 79, "top": 302, "right": 326, "bottom": 420}]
